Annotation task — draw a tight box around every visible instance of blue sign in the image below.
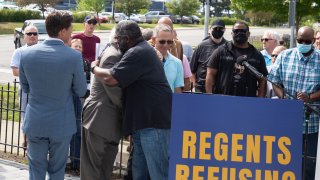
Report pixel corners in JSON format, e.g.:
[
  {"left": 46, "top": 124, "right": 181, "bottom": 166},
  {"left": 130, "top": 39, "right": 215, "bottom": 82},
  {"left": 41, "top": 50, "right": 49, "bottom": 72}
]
[{"left": 169, "top": 94, "right": 303, "bottom": 179}]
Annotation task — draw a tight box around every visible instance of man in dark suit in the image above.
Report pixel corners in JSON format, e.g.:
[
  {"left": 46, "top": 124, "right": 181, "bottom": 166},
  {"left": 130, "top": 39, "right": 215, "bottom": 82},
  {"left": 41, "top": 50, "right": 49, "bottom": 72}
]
[{"left": 19, "top": 12, "right": 87, "bottom": 180}]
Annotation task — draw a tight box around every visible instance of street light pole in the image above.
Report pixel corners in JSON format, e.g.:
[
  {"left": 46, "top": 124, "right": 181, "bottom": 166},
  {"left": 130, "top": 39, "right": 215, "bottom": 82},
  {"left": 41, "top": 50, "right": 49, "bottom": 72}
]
[
  {"left": 204, "top": 0, "right": 210, "bottom": 38},
  {"left": 289, "top": 0, "right": 296, "bottom": 48}
]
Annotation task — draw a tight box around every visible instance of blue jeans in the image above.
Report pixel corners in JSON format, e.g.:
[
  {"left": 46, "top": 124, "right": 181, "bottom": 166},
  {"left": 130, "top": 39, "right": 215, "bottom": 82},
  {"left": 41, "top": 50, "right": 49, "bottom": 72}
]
[
  {"left": 70, "top": 96, "right": 83, "bottom": 169},
  {"left": 27, "top": 135, "right": 72, "bottom": 180},
  {"left": 132, "top": 128, "right": 170, "bottom": 180}
]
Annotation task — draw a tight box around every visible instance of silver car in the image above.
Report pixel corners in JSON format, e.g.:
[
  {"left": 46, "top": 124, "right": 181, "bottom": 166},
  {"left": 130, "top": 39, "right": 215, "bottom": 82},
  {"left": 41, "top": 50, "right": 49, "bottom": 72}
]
[{"left": 14, "top": 19, "right": 48, "bottom": 49}]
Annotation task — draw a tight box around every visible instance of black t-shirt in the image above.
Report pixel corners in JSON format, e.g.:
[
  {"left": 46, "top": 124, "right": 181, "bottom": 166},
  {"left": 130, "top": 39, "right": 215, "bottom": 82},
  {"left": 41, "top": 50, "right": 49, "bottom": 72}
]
[
  {"left": 111, "top": 40, "right": 172, "bottom": 135},
  {"left": 190, "top": 38, "right": 227, "bottom": 92},
  {"left": 207, "top": 41, "right": 268, "bottom": 96}
]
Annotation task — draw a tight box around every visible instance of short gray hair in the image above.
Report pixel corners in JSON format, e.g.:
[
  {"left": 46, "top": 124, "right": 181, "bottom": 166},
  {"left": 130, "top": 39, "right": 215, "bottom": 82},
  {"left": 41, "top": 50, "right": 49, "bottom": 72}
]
[
  {"left": 141, "top": 28, "right": 153, "bottom": 41},
  {"left": 263, "top": 30, "right": 281, "bottom": 45},
  {"left": 154, "top": 24, "right": 172, "bottom": 36}
]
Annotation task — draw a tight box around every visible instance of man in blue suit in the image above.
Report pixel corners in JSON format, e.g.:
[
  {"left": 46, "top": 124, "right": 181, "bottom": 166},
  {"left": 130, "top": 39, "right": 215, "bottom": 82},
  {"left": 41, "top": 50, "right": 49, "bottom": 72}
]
[{"left": 19, "top": 12, "right": 87, "bottom": 180}]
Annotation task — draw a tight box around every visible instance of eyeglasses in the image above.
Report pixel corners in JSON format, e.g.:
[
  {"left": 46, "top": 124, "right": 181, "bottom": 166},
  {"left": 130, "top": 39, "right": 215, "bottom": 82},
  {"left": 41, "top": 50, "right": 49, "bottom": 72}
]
[
  {"left": 87, "top": 21, "right": 97, "bottom": 25},
  {"left": 271, "top": 54, "right": 278, "bottom": 58},
  {"left": 261, "top": 38, "right": 274, "bottom": 42},
  {"left": 232, "top": 29, "right": 248, "bottom": 33},
  {"left": 296, "top": 38, "right": 313, "bottom": 45},
  {"left": 25, "top": 32, "right": 38, "bottom": 36},
  {"left": 158, "top": 40, "right": 174, "bottom": 45}
]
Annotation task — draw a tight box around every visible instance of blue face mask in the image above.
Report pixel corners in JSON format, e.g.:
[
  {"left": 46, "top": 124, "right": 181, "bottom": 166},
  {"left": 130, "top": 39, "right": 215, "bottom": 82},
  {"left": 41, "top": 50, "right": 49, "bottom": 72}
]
[{"left": 297, "top": 43, "right": 312, "bottom": 53}]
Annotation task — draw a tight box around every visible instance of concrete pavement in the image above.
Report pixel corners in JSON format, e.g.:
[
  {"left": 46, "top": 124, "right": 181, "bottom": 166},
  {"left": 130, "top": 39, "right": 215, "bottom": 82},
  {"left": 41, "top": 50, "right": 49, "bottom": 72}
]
[{"left": 0, "top": 158, "right": 80, "bottom": 180}]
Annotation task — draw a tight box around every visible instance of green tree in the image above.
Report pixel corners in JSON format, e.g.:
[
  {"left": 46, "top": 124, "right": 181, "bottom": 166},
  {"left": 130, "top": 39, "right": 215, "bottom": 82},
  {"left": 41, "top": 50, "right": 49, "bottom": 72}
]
[
  {"left": 114, "top": 0, "right": 151, "bottom": 17},
  {"left": 166, "top": 0, "right": 201, "bottom": 23},
  {"left": 230, "top": 0, "right": 320, "bottom": 31},
  {"left": 210, "top": 0, "right": 231, "bottom": 17},
  {"left": 76, "top": 0, "right": 105, "bottom": 25},
  {"left": 17, "top": 0, "right": 62, "bottom": 18}
]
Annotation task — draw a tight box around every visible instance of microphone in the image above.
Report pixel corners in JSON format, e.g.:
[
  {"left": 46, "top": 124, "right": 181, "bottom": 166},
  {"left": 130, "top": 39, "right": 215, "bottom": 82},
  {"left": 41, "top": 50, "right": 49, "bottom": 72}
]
[{"left": 236, "top": 57, "right": 264, "bottom": 79}]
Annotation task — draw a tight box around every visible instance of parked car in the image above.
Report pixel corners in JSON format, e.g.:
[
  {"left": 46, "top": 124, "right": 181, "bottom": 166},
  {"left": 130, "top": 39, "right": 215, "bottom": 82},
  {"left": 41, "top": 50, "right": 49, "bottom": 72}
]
[
  {"left": 144, "top": 11, "right": 171, "bottom": 24},
  {"left": 14, "top": 20, "right": 48, "bottom": 49},
  {"left": 0, "top": 4, "right": 19, "bottom": 10},
  {"left": 191, "top": 15, "right": 200, "bottom": 24},
  {"left": 100, "top": 12, "right": 130, "bottom": 23},
  {"left": 114, "top": 13, "right": 129, "bottom": 23},
  {"left": 129, "top": 13, "right": 146, "bottom": 23},
  {"left": 175, "top": 15, "right": 200, "bottom": 24}
]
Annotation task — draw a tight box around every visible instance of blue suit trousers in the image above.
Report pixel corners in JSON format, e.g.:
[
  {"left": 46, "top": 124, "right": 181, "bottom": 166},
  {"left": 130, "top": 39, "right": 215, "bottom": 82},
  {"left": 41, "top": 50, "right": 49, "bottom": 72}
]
[{"left": 27, "top": 135, "right": 72, "bottom": 180}]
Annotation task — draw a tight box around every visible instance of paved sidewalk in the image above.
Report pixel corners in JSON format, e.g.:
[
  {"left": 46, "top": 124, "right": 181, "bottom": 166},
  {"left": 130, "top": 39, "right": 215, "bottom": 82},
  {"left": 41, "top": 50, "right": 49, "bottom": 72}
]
[{"left": 0, "top": 158, "right": 80, "bottom": 180}]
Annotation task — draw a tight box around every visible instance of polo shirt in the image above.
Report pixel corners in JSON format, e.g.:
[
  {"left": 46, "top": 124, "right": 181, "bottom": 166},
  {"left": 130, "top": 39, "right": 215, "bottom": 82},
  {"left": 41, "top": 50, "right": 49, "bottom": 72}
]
[{"left": 163, "top": 53, "right": 184, "bottom": 92}]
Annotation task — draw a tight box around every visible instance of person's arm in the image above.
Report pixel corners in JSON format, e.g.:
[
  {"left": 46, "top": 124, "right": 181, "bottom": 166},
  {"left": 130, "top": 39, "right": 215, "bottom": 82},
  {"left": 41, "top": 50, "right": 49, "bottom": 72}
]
[
  {"left": 182, "top": 55, "right": 191, "bottom": 91},
  {"left": 257, "top": 78, "right": 267, "bottom": 97},
  {"left": 297, "top": 90, "right": 320, "bottom": 103},
  {"left": 205, "top": 67, "right": 217, "bottom": 93},
  {"left": 175, "top": 87, "right": 182, "bottom": 93},
  {"left": 10, "top": 48, "right": 21, "bottom": 77},
  {"left": 189, "top": 47, "right": 199, "bottom": 87},
  {"left": 174, "top": 59, "right": 185, "bottom": 93},
  {"left": 93, "top": 65, "right": 119, "bottom": 86},
  {"left": 272, "top": 84, "right": 284, "bottom": 98},
  {"left": 12, "top": 68, "right": 19, "bottom": 76}
]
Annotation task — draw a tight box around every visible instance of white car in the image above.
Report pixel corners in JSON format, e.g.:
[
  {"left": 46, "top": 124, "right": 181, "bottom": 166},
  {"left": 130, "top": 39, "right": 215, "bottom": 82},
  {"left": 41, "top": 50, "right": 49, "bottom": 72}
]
[
  {"left": 130, "top": 14, "right": 146, "bottom": 23},
  {"left": 114, "top": 13, "right": 129, "bottom": 23}
]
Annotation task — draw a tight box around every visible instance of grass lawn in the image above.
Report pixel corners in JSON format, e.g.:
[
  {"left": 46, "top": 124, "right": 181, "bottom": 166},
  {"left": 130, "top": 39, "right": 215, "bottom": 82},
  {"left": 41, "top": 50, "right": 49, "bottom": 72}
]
[
  {"left": 0, "top": 22, "right": 202, "bottom": 35},
  {"left": 0, "top": 83, "right": 21, "bottom": 122}
]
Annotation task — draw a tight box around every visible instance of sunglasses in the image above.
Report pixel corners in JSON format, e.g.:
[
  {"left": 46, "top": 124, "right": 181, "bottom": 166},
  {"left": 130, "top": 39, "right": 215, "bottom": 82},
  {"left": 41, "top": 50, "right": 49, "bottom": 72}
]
[
  {"left": 158, "top": 40, "right": 174, "bottom": 45},
  {"left": 25, "top": 32, "right": 38, "bottom": 36},
  {"left": 87, "top": 21, "right": 97, "bottom": 25},
  {"left": 271, "top": 54, "right": 278, "bottom": 58},
  {"left": 232, "top": 29, "right": 248, "bottom": 33},
  {"left": 261, "top": 38, "right": 274, "bottom": 42},
  {"left": 296, "top": 38, "right": 313, "bottom": 45},
  {"left": 213, "top": 27, "right": 224, "bottom": 31}
]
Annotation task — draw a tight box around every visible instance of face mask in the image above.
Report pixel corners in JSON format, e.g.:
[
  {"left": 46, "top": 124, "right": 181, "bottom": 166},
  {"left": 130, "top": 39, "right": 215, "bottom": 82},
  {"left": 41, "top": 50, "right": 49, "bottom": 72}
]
[
  {"left": 233, "top": 32, "right": 248, "bottom": 44},
  {"left": 211, "top": 30, "right": 224, "bottom": 39},
  {"left": 297, "top": 43, "right": 312, "bottom": 54}
]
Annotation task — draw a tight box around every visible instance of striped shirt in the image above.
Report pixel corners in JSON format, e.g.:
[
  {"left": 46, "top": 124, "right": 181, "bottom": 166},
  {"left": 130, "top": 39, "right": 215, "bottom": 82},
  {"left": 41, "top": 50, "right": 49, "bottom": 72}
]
[{"left": 268, "top": 48, "right": 320, "bottom": 133}]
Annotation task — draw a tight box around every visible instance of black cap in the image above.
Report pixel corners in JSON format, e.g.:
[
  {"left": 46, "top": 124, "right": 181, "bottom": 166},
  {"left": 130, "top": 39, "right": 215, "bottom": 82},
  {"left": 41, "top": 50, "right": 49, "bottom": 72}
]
[
  {"left": 84, "top": 15, "right": 97, "bottom": 23},
  {"left": 211, "top": 19, "right": 225, "bottom": 28}
]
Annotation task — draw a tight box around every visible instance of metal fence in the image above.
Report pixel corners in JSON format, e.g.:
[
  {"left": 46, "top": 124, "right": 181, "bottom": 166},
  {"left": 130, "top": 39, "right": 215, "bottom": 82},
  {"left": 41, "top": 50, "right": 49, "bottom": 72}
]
[{"left": 0, "top": 79, "right": 129, "bottom": 177}]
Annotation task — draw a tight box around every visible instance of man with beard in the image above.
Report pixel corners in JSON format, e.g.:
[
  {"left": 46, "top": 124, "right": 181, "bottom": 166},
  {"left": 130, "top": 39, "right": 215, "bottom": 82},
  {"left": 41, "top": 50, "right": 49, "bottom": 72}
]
[
  {"left": 190, "top": 19, "right": 227, "bottom": 93},
  {"left": 92, "top": 20, "right": 172, "bottom": 179},
  {"left": 205, "top": 21, "right": 267, "bottom": 97}
]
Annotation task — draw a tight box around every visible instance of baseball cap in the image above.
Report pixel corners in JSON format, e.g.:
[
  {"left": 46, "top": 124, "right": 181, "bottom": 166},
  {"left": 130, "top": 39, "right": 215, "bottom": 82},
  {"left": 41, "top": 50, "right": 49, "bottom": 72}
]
[
  {"left": 84, "top": 15, "right": 97, "bottom": 23},
  {"left": 211, "top": 19, "right": 225, "bottom": 28}
]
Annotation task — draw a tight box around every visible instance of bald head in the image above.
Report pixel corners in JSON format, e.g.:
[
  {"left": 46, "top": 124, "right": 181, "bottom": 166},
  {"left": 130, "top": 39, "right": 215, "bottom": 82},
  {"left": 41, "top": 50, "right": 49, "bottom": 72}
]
[
  {"left": 297, "top": 26, "right": 314, "bottom": 41},
  {"left": 24, "top": 25, "right": 38, "bottom": 34},
  {"left": 24, "top": 25, "right": 38, "bottom": 46},
  {"left": 158, "top": 17, "right": 173, "bottom": 29}
]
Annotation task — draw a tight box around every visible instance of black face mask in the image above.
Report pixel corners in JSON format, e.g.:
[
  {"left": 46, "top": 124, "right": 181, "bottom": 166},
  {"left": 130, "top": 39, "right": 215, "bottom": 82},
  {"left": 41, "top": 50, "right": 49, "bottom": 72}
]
[
  {"left": 211, "top": 30, "right": 224, "bottom": 39},
  {"left": 233, "top": 32, "right": 248, "bottom": 45}
]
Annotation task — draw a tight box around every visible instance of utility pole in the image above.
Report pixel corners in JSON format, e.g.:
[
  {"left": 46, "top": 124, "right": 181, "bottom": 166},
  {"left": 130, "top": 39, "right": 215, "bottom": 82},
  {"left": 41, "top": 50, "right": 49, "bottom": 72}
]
[
  {"left": 289, "top": 0, "right": 296, "bottom": 48},
  {"left": 204, "top": 0, "right": 210, "bottom": 38}
]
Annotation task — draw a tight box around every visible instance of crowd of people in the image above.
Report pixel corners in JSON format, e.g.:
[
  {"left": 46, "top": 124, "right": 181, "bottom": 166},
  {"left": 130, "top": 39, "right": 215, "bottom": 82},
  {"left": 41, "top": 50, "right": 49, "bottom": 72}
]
[{"left": 10, "top": 11, "right": 320, "bottom": 180}]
